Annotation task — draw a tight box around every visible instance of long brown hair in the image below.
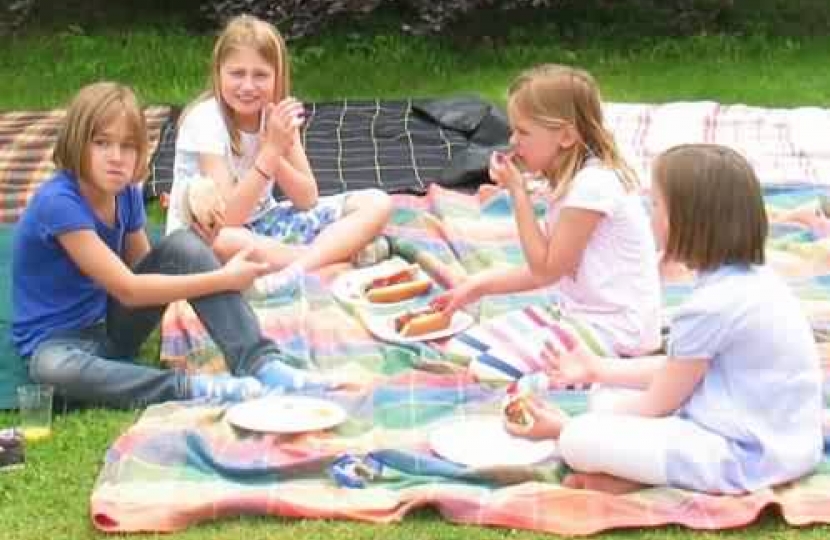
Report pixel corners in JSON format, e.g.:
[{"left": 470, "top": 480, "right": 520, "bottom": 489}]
[{"left": 508, "top": 64, "right": 638, "bottom": 200}]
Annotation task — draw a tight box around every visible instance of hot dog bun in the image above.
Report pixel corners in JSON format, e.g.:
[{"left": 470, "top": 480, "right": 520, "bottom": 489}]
[
  {"left": 364, "top": 264, "right": 432, "bottom": 303},
  {"left": 182, "top": 175, "right": 224, "bottom": 227},
  {"left": 394, "top": 307, "right": 452, "bottom": 337}
]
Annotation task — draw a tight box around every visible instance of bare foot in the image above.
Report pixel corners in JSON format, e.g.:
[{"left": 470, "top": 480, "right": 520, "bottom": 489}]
[{"left": 562, "top": 472, "right": 645, "bottom": 494}]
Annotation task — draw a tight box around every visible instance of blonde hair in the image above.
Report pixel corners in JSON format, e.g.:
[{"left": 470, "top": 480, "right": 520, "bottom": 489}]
[
  {"left": 653, "top": 144, "right": 767, "bottom": 271},
  {"left": 508, "top": 64, "right": 638, "bottom": 200},
  {"left": 184, "top": 14, "right": 291, "bottom": 157},
  {"left": 53, "top": 81, "right": 149, "bottom": 182}
]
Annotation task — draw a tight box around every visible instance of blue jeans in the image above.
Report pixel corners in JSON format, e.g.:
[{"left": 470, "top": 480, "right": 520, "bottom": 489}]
[{"left": 28, "top": 229, "right": 288, "bottom": 409}]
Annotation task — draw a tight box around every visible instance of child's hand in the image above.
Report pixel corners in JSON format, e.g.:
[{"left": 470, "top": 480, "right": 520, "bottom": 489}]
[
  {"left": 488, "top": 150, "right": 524, "bottom": 192},
  {"left": 222, "top": 246, "right": 270, "bottom": 291},
  {"left": 261, "top": 97, "right": 304, "bottom": 158},
  {"left": 430, "top": 281, "right": 477, "bottom": 318},
  {"left": 539, "top": 327, "right": 603, "bottom": 387},
  {"left": 186, "top": 176, "right": 226, "bottom": 244},
  {"left": 504, "top": 397, "right": 569, "bottom": 440}
]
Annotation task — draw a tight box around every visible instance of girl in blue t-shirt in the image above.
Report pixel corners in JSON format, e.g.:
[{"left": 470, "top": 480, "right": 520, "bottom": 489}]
[
  {"left": 506, "top": 144, "right": 824, "bottom": 495},
  {"left": 11, "top": 82, "right": 346, "bottom": 409}
]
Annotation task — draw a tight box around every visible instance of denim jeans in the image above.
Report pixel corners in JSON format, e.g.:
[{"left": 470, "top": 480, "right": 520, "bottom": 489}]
[{"left": 28, "top": 229, "right": 286, "bottom": 409}]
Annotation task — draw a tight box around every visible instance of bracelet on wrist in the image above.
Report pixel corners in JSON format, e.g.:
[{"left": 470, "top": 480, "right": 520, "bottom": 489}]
[{"left": 252, "top": 163, "right": 271, "bottom": 181}]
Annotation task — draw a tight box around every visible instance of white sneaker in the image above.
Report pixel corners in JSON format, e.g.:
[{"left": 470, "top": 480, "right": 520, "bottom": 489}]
[
  {"left": 352, "top": 235, "right": 392, "bottom": 268},
  {"left": 244, "top": 265, "right": 303, "bottom": 300}
]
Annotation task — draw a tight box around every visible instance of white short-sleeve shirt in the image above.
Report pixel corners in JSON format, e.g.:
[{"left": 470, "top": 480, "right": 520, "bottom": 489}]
[
  {"left": 166, "top": 98, "right": 276, "bottom": 234},
  {"left": 547, "top": 159, "right": 662, "bottom": 355}
]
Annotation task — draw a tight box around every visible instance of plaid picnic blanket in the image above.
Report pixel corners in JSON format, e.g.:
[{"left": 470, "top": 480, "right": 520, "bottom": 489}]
[
  {"left": 605, "top": 101, "right": 830, "bottom": 187},
  {"left": 91, "top": 182, "right": 830, "bottom": 535},
  {"left": 0, "top": 106, "right": 171, "bottom": 223}
]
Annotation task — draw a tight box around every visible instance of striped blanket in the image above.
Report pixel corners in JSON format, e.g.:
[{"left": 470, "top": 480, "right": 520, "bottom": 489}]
[
  {"left": 0, "top": 106, "right": 171, "bottom": 223},
  {"left": 91, "top": 181, "right": 830, "bottom": 535}
]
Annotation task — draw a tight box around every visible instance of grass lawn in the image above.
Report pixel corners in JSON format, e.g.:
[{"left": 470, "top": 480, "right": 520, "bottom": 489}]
[{"left": 1, "top": 15, "right": 830, "bottom": 540}]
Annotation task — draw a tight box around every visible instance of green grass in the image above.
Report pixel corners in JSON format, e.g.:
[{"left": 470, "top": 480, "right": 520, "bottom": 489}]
[
  {"left": 3, "top": 27, "right": 830, "bottom": 110},
  {"left": 2, "top": 18, "right": 830, "bottom": 540}
]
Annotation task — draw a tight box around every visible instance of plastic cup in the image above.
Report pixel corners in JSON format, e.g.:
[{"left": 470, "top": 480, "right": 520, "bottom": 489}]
[{"left": 17, "top": 384, "right": 53, "bottom": 442}]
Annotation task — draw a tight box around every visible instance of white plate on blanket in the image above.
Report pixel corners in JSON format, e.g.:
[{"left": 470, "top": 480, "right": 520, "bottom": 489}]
[
  {"left": 331, "top": 259, "right": 432, "bottom": 311},
  {"left": 226, "top": 395, "right": 347, "bottom": 434},
  {"left": 363, "top": 309, "right": 474, "bottom": 343},
  {"left": 429, "top": 415, "right": 557, "bottom": 468}
]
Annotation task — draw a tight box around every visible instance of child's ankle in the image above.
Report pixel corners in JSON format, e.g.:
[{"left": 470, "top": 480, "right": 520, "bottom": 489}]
[
  {"left": 254, "top": 360, "right": 328, "bottom": 392},
  {"left": 189, "top": 374, "right": 263, "bottom": 403}
]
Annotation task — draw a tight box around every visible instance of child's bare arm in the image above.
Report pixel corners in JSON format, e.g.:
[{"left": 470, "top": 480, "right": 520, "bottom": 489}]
[
  {"left": 122, "top": 229, "right": 152, "bottom": 269},
  {"left": 57, "top": 230, "right": 265, "bottom": 307},
  {"left": 265, "top": 136, "right": 318, "bottom": 210},
  {"left": 198, "top": 154, "right": 267, "bottom": 227},
  {"left": 259, "top": 99, "right": 317, "bottom": 210},
  {"left": 607, "top": 358, "right": 709, "bottom": 417},
  {"left": 513, "top": 188, "right": 603, "bottom": 283},
  {"left": 471, "top": 266, "right": 546, "bottom": 296}
]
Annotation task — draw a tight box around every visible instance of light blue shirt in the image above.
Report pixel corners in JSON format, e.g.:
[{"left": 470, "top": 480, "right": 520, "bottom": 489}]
[{"left": 668, "top": 264, "right": 823, "bottom": 492}]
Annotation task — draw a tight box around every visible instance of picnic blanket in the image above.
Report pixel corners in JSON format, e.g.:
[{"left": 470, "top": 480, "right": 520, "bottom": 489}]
[
  {"left": 91, "top": 181, "right": 830, "bottom": 535},
  {"left": 0, "top": 106, "right": 171, "bottom": 224}
]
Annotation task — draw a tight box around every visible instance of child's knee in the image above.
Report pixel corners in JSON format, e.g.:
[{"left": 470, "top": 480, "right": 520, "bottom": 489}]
[
  {"left": 30, "top": 343, "right": 82, "bottom": 387},
  {"left": 559, "top": 414, "right": 605, "bottom": 471},
  {"left": 159, "top": 229, "right": 220, "bottom": 269},
  {"left": 345, "top": 189, "right": 392, "bottom": 220}
]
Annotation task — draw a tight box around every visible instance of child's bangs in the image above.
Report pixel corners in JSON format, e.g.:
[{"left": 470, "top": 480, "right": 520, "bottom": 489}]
[{"left": 94, "top": 100, "right": 144, "bottom": 143}]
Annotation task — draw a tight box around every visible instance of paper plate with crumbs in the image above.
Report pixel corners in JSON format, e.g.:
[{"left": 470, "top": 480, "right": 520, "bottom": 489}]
[{"left": 226, "top": 395, "right": 347, "bottom": 434}]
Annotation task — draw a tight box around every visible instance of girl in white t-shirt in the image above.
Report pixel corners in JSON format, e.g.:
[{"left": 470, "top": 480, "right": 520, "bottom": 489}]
[
  {"left": 168, "top": 15, "right": 392, "bottom": 295},
  {"left": 433, "top": 64, "right": 661, "bottom": 357},
  {"left": 507, "top": 144, "right": 823, "bottom": 495}
]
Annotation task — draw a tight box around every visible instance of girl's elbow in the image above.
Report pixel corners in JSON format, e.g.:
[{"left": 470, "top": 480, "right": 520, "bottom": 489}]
[{"left": 528, "top": 264, "right": 561, "bottom": 286}]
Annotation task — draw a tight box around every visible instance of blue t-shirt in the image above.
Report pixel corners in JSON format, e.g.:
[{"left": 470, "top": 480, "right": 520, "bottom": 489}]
[
  {"left": 11, "top": 171, "right": 146, "bottom": 358},
  {"left": 666, "top": 264, "right": 824, "bottom": 492}
]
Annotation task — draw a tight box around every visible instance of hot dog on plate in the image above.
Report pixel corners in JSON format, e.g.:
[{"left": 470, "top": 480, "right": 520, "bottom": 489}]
[
  {"left": 364, "top": 264, "right": 431, "bottom": 303},
  {"left": 393, "top": 306, "right": 452, "bottom": 337}
]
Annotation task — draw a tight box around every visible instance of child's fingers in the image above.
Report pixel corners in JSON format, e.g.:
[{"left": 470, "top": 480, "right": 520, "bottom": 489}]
[
  {"left": 525, "top": 397, "right": 560, "bottom": 419},
  {"left": 191, "top": 220, "right": 210, "bottom": 243},
  {"left": 540, "top": 340, "right": 562, "bottom": 369},
  {"left": 235, "top": 245, "right": 257, "bottom": 261},
  {"left": 429, "top": 294, "right": 450, "bottom": 311},
  {"left": 503, "top": 417, "right": 531, "bottom": 437}
]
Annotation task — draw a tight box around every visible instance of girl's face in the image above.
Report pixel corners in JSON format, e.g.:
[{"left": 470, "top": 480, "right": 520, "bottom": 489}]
[
  {"left": 650, "top": 181, "right": 669, "bottom": 251},
  {"left": 84, "top": 113, "right": 139, "bottom": 195},
  {"left": 219, "top": 46, "right": 276, "bottom": 128},
  {"left": 508, "top": 107, "right": 577, "bottom": 174}
]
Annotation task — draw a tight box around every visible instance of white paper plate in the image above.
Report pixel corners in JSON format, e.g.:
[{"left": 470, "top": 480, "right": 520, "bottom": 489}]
[
  {"left": 429, "top": 415, "right": 557, "bottom": 468},
  {"left": 364, "top": 309, "right": 474, "bottom": 343},
  {"left": 331, "top": 260, "right": 432, "bottom": 310},
  {"left": 226, "top": 395, "right": 347, "bottom": 434}
]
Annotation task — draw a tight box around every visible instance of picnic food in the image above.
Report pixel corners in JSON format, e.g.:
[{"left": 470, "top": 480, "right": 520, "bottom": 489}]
[
  {"left": 364, "top": 264, "right": 432, "bottom": 303},
  {"left": 182, "top": 175, "right": 224, "bottom": 228},
  {"left": 502, "top": 374, "right": 548, "bottom": 429},
  {"left": 394, "top": 306, "right": 451, "bottom": 337},
  {"left": 503, "top": 396, "right": 534, "bottom": 428}
]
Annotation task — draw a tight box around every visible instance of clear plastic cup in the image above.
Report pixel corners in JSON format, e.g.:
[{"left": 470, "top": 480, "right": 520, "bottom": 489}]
[{"left": 17, "top": 384, "right": 53, "bottom": 442}]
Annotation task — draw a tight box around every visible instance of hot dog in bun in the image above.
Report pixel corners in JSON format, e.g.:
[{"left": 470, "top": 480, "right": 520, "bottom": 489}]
[
  {"left": 503, "top": 396, "right": 534, "bottom": 428},
  {"left": 394, "top": 306, "right": 451, "bottom": 337},
  {"left": 364, "top": 264, "right": 432, "bottom": 303}
]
